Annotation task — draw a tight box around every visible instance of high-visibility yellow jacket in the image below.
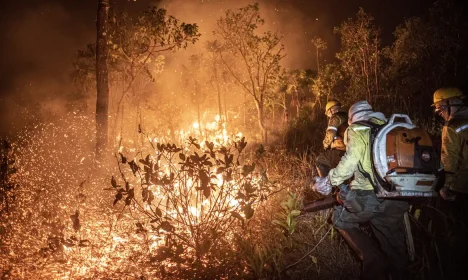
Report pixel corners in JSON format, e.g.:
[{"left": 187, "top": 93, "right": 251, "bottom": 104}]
[
  {"left": 442, "top": 108, "right": 468, "bottom": 194},
  {"left": 323, "top": 111, "right": 348, "bottom": 151},
  {"left": 328, "top": 117, "right": 386, "bottom": 190}
]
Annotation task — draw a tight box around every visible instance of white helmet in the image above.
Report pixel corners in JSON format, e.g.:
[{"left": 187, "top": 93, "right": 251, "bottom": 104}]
[{"left": 348, "top": 101, "right": 373, "bottom": 124}]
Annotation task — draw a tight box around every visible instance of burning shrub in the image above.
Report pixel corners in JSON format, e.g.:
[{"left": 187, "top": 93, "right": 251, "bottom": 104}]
[
  {"left": 109, "top": 133, "right": 283, "bottom": 277},
  {"left": 0, "top": 111, "right": 307, "bottom": 279}
]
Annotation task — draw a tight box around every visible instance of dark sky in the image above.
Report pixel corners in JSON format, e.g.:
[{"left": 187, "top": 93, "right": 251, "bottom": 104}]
[{"left": 0, "top": 0, "right": 437, "bottom": 136}]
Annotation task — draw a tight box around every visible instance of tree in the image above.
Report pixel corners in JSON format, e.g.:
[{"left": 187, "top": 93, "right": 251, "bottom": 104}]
[
  {"left": 73, "top": 6, "right": 200, "bottom": 147},
  {"left": 384, "top": 0, "right": 467, "bottom": 121},
  {"left": 307, "top": 63, "right": 343, "bottom": 121},
  {"left": 311, "top": 37, "right": 327, "bottom": 75},
  {"left": 185, "top": 54, "right": 206, "bottom": 136},
  {"left": 334, "top": 8, "right": 382, "bottom": 104},
  {"left": 275, "top": 69, "right": 315, "bottom": 123},
  {"left": 214, "top": 3, "right": 285, "bottom": 144},
  {"left": 205, "top": 40, "right": 225, "bottom": 126},
  {"left": 95, "top": 0, "right": 110, "bottom": 156},
  {"left": 107, "top": 7, "right": 199, "bottom": 143}
]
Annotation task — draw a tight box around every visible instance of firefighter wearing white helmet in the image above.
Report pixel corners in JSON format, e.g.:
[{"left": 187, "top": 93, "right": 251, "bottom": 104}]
[
  {"left": 314, "top": 101, "right": 409, "bottom": 280},
  {"left": 432, "top": 87, "right": 468, "bottom": 279},
  {"left": 315, "top": 100, "right": 348, "bottom": 177}
]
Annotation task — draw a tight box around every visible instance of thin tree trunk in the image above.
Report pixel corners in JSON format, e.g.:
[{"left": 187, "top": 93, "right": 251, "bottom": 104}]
[
  {"left": 195, "top": 82, "right": 203, "bottom": 137},
  {"left": 95, "top": 0, "right": 110, "bottom": 156},
  {"left": 296, "top": 93, "right": 300, "bottom": 117},
  {"left": 374, "top": 44, "right": 379, "bottom": 96},
  {"left": 361, "top": 48, "right": 371, "bottom": 102},
  {"left": 197, "top": 102, "right": 202, "bottom": 137},
  {"left": 254, "top": 99, "right": 267, "bottom": 144},
  {"left": 316, "top": 48, "right": 320, "bottom": 75},
  {"left": 213, "top": 61, "right": 223, "bottom": 126},
  {"left": 243, "top": 92, "right": 246, "bottom": 127},
  {"left": 221, "top": 73, "right": 229, "bottom": 127},
  {"left": 282, "top": 91, "right": 288, "bottom": 125},
  {"left": 223, "top": 87, "right": 228, "bottom": 125}
]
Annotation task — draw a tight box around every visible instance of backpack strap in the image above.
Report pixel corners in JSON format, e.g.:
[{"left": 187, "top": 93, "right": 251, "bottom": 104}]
[{"left": 352, "top": 120, "right": 390, "bottom": 193}]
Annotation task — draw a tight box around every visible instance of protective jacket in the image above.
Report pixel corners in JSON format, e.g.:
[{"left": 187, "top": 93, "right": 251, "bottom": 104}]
[
  {"left": 442, "top": 106, "right": 468, "bottom": 193},
  {"left": 323, "top": 111, "right": 348, "bottom": 151},
  {"left": 328, "top": 116, "right": 386, "bottom": 191}
]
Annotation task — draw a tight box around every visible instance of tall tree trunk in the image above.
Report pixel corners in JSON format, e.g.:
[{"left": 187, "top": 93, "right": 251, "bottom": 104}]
[
  {"left": 243, "top": 92, "right": 246, "bottom": 127},
  {"left": 316, "top": 47, "right": 320, "bottom": 75},
  {"left": 282, "top": 91, "right": 288, "bottom": 125},
  {"left": 254, "top": 99, "right": 267, "bottom": 144},
  {"left": 213, "top": 61, "right": 223, "bottom": 127},
  {"left": 374, "top": 44, "right": 379, "bottom": 97},
  {"left": 195, "top": 82, "right": 203, "bottom": 137},
  {"left": 197, "top": 102, "right": 202, "bottom": 137},
  {"left": 222, "top": 74, "right": 229, "bottom": 126},
  {"left": 95, "top": 0, "right": 110, "bottom": 156}
]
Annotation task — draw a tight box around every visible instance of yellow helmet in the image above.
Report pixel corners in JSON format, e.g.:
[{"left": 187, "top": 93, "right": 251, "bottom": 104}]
[
  {"left": 432, "top": 87, "right": 464, "bottom": 106},
  {"left": 325, "top": 100, "right": 341, "bottom": 115}
]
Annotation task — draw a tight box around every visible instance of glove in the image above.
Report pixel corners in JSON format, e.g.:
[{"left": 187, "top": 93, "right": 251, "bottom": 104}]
[
  {"left": 439, "top": 186, "right": 456, "bottom": 201},
  {"left": 312, "top": 176, "right": 332, "bottom": 195}
]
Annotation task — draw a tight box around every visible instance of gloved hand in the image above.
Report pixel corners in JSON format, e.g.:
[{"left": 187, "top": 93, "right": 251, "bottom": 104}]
[
  {"left": 312, "top": 176, "right": 332, "bottom": 195},
  {"left": 439, "top": 186, "right": 456, "bottom": 201}
]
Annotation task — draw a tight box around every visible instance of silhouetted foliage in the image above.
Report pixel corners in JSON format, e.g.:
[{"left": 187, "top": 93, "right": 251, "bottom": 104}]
[{"left": 284, "top": 106, "right": 324, "bottom": 156}]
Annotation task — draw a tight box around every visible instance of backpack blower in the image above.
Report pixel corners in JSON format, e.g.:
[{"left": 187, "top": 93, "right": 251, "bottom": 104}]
[{"left": 303, "top": 114, "right": 441, "bottom": 213}]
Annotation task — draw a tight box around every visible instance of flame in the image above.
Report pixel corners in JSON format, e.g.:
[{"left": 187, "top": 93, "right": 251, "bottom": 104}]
[{"left": 6, "top": 110, "right": 260, "bottom": 278}]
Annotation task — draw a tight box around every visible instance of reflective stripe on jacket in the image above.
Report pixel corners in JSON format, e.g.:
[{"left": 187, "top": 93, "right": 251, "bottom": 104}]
[
  {"left": 323, "top": 111, "right": 348, "bottom": 150},
  {"left": 328, "top": 118, "right": 385, "bottom": 191},
  {"left": 442, "top": 111, "right": 468, "bottom": 193}
]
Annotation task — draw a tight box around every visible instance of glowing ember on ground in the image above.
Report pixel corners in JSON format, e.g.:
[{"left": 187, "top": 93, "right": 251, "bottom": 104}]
[{"left": 0, "top": 111, "right": 272, "bottom": 279}]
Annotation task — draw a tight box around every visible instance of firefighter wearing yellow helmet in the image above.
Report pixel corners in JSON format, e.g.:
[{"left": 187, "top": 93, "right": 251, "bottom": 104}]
[
  {"left": 433, "top": 87, "right": 468, "bottom": 279},
  {"left": 432, "top": 87, "right": 468, "bottom": 198},
  {"left": 315, "top": 100, "right": 348, "bottom": 177},
  {"left": 323, "top": 100, "right": 348, "bottom": 150}
]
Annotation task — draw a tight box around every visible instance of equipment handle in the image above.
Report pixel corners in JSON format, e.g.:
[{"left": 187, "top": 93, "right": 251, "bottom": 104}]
[
  {"left": 301, "top": 195, "right": 337, "bottom": 214},
  {"left": 388, "top": 114, "right": 413, "bottom": 125}
]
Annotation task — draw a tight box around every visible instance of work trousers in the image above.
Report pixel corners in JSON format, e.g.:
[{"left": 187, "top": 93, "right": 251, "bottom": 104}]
[
  {"left": 434, "top": 193, "right": 468, "bottom": 280},
  {"left": 333, "top": 191, "right": 409, "bottom": 280}
]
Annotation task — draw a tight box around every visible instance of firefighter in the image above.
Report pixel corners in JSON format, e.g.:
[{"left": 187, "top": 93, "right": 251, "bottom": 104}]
[
  {"left": 432, "top": 87, "right": 468, "bottom": 198},
  {"left": 315, "top": 100, "right": 348, "bottom": 177},
  {"left": 432, "top": 87, "right": 468, "bottom": 279},
  {"left": 314, "top": 101, "right": 409, "bottom": 280}
]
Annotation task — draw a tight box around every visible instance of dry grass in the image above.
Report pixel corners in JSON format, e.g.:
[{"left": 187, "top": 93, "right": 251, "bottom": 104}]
[{"left": 258, "top": 147, "right": 359, "bottom": 279}]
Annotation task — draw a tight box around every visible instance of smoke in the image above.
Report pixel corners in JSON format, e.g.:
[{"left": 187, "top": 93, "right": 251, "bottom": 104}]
[
  {"left": 0, "top": 1, "right": 95, "bottom": 137},
  {"left": 156, "top": 0, "right": 331, "bottom": 68},
  {"left": 0, "top": 0, "right": 433, "bottom": 138}
]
